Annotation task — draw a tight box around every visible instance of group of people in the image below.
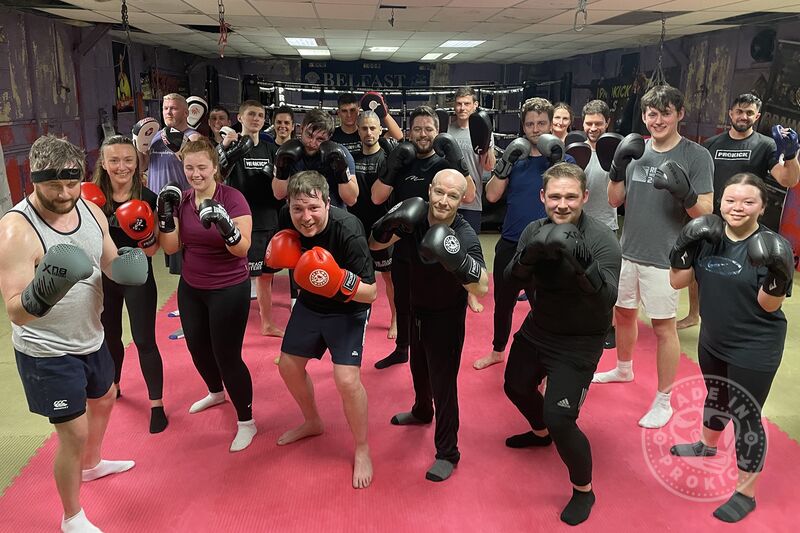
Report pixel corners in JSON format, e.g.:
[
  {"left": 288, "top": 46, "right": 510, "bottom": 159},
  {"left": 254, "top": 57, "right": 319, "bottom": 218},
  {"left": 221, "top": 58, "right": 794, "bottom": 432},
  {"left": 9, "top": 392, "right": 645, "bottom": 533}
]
[{"left": 1, "top": 83, "right": 797, "bottom": 531}]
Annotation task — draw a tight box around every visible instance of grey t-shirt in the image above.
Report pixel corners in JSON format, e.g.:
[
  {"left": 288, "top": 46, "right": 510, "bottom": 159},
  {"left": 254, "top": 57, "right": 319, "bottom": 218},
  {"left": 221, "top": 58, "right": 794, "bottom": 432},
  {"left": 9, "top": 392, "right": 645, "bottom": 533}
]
[
  {"left": 448, "top": 124, "right": 493, "bottom": 212},
  {"left": 620, "top": 137, "right": 714, "bottom": 268},
  {"left": 583, "top": 151, "right": 618, "bottom": 231}
]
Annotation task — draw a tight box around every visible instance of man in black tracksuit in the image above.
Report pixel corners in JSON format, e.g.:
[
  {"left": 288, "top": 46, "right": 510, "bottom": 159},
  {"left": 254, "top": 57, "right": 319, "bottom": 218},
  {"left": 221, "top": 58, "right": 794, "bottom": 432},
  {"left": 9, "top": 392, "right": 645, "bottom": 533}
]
[
  {"left": 369, "top": 169, "right": 488, "bottom": 483},
  {"left": 503, "top": 162, "right": 621, "bottom": 526}
]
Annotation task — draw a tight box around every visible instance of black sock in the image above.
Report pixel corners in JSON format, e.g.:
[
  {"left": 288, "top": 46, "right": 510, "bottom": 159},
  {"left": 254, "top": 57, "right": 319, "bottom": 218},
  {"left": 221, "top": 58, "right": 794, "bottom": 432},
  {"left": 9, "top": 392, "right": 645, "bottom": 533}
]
[
  {"left": 505, "top": 431, "right": 552, "bottom": 448},
  {"left": 374, "top": 349, "right": 408, "bottom": 369},
  {"left": 670, "top": 440, "right": 717, "bottom": 457},
  {"left": 560, "top": 489, "right": 595, "bottom": 526},
  {"left": 150, "top": 406, "right": 168, "bottom": 434},
  {"left": 713, "top": 492, "right": 756, "bottom": 523}
]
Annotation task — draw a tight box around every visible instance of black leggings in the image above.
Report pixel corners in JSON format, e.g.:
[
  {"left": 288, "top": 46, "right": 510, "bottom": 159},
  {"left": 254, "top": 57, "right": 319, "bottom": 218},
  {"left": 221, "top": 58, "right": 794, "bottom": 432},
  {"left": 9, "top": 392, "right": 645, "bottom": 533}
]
[
  {"left": 178, "top": 278, "right": 253, "bottom": 421},
  {"left": 698, "top": 346, "right": 777, "bottom": 473},
  {"left": 409, "top": 307, "right": 466, "bottom": 464},
  {"left": 493, "top": 238, "right": 530, "bottom": 352},
  {"left": 390, "top": 253, "right": 411, "bottom": 353},
  {"left": 504, "top": 332, "right": 599, "bottom": 486},
  {"left": 101, "top": 269, "right": 163, "bottom": 401}
]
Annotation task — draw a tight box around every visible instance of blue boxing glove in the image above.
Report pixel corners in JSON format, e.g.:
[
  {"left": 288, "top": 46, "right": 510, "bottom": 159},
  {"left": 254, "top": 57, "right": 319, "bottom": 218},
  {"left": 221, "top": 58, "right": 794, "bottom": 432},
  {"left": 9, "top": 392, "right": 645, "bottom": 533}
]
[{"left": 772, "top": 125, "right": 799, "bottom": 161}]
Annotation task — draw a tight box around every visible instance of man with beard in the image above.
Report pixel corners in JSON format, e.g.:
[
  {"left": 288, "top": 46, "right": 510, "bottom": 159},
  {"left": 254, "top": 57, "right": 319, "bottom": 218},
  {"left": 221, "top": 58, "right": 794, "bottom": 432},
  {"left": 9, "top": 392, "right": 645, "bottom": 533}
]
[
  {"left": 677, "top": 93, "right": 799, "bottom": 329},
  {"left": 370, "top": 105, "right": 475, "bottom": 369},
  {"left": 0, "top": 135, "right": 148, "bottom": 532}
]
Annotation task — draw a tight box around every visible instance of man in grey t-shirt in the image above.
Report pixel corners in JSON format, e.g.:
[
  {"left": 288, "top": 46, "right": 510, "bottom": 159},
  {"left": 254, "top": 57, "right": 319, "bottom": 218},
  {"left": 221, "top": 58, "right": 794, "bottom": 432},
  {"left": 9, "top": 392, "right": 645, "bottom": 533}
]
[
  {"left": 593, "top": 86, "right": 714, "bottom": 429},
  {"left": 581, "top": 100, "right": 618, "bottom": 231},
  {"left": 448, "top": 86, "right": 496, "bottom": 312}
]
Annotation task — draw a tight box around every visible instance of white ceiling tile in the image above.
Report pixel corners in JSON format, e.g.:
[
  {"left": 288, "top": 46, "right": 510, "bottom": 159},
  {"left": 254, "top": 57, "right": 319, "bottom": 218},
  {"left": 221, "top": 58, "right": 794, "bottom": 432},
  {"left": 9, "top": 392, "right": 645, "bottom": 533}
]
[
  {"left": 231, "top": 25, "right": 281, "bottom": 36},
  {"left": 365, "top": 39, "right": 408, "bottom": 47},
  {"left": 37, "top": 8, "right": 118, "bottom": 23},
  {"left": 666, "top": 11, "right": 741, "bottom": 24},
  {"left": 266, "top": 18, "right": 323, "bottom": 28},
  {"left": 367, "top": 30, "right": 414, "bottom": 39},
  {"left": 126, "top": 0, "right": 197, "bottom": 12},
  {"left": 63, "top": 0, "right": 144, "bottom": 10},
  {"left": 648, "top": 0, "right": 744, "bottom": 9},
  {"left": 389, "top": 7, "right": 444, "bottom": 22},
  {"left": 182, "top": 0, "right": 259, "bottom": 16},
  {"left": 514, "top": 23, "right": 574, "bottom": 33},
  {"left": 466, "top": 22, "right": 530, "bottom": 32},
  {"left": 134, "top": 23, "right": 195, "bottom": 34},
  {"left": 94, "top": 11, "right": 168, "bottom": 23},
  {"left": 315, "top": 4, "right": 377, "bottom": 20},
  {"left": 583, "top": 0, "right": 662, "bottom": 9},
  {"left": 251, "top": 1, "right": 317, "bottom": 18},
  {"left": 157, "top": 14, "right": 219, "bottom": 25},
  {"left": 487, "top": 8, "right": 567, "bottom": 23},
  {"left": 430, "top": 7, "right": 503, "bottom": 21},
  {"left": 512, "top": 0, "right": 584, "bottom": 7},
  {"left": 315, "top": 0, "right": 378, "bottom": 3},
  {"left": 325, "top": 29, "right": 370, "bottom": 38},
  {"left": 326, "top": 38, "right": 367, "bottom": 47}
]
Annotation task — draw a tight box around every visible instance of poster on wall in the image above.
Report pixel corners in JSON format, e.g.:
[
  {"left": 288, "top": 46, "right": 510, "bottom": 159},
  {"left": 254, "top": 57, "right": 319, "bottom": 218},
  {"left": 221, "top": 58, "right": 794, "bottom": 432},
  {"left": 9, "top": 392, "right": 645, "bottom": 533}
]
[
  {"left": 112, "top": 41, "right": 134, "bottom": 113},
  {"left": 762, "top": 39, "right": 800, "bottom": 269}
]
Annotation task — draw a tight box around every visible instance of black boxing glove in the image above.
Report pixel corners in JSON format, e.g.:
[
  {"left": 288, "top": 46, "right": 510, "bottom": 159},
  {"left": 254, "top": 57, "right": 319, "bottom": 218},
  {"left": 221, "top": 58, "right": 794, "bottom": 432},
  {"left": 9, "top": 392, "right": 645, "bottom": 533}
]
[
  {"left": 419, "top": 223, "right": 482, "bottom": 285},
  {"left": 748, "top": 231, "right": 795, "bottom": 297},
  {"left": 199, "top": 199, "right": 241, "bottom": 246},
  {"left": 608, "top": 133, "right": 644, "bottom": 183},
  {"left": 669, "top": 215, "right": 724, "bottom": 269},
  {"left": 371, "top": 197, "right": 427, "bottom": 243},
  {"left": 275, "top": 139, "right": 304, "bottom": 180}
]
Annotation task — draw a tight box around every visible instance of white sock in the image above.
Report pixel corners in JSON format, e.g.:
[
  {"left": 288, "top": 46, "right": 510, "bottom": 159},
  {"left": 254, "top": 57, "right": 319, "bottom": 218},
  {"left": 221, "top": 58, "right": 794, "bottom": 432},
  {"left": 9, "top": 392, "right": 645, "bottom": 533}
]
[
  {"left": 592, "top": 360, "right": 633, "bottom": 383},
  {"left": 230, "top": 420, "right": 257, "bottom": 452},
  {"left": 61, "top": 508, "right": 101, "bottom": 533},
  {"left": 189, "top": 391, "right": 226, "bottom": 414},
  {"left": 639, "top": 392, "right": 674, "bottom": 428},
  {"left": 81, "top": 459, "right": 135, "bottom": 482}
]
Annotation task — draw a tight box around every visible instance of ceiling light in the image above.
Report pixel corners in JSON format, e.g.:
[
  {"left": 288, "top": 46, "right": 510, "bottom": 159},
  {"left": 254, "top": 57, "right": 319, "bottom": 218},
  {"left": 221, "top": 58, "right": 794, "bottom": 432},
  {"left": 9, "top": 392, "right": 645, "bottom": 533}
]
[
  {"left": 298, "top": 49, "right": 330, "bottom": 57},
  {"left": 441, "top": 40, "right": 485, "bottom": 48},
  {"left": 286, "top": 38, "right": 318, "bottom": 47},
  {"left": 421, "top": 53, "right": 442, "bottom": 61},
  {"left": 443, "top": 53, "right": 458, "bottom": 60},
  {"left": 369, "top": 46, "right": 399, "bottom": 53}
]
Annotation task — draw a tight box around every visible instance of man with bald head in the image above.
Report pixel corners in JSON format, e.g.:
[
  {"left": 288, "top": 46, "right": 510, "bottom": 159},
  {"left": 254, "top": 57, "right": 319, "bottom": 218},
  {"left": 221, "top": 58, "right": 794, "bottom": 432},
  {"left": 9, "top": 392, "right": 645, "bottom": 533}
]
[{"left": 369, "top": 169, "right": 489, "bottom": 482}]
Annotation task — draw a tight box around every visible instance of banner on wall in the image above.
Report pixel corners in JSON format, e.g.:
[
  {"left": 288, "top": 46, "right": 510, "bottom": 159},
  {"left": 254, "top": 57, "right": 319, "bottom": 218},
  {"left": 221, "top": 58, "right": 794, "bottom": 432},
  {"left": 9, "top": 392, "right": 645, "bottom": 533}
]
[
  {"left": 762, "top": 40, "right": 800, "bottom": 269},
  {"left": 112, "top": 42, "right": 134, "bottom": 113},
  {"left": 300, "top": 60, "right": 432, "bottom": 91}
]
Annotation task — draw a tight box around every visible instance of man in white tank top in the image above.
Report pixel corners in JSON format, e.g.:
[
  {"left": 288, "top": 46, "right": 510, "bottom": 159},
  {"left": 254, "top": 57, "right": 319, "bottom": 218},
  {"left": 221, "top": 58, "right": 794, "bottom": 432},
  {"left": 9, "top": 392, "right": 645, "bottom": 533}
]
[{"left": 0, "top": 135, "right": 148, "bottom": 533}]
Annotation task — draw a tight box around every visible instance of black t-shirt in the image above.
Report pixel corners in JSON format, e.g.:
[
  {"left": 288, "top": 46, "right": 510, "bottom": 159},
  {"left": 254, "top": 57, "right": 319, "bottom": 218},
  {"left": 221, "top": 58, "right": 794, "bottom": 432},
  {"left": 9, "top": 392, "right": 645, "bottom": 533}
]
[
  {"left": 703, "top": 131, "right": 780, "bottom": 207},
  {"left": 226, "top": 141, "right": 282, "bottom": 231},
  {"left": 332, "top": 126, "right": 361, "bottom": 156},
  {"left": 515, "top": 214, "right": 622, "bottom": 356},
  {"left": 279, "top": 206, "right": 375, "bottom": 314},
  {"left": 107, "top": 187, "right": 158, "bottom": 255},
  {"left": 402, "top": 211, "right": 485, "bottom": 313},
  {"left": 695, "top": 225, "right": 789, "bottom": 371},
  {"left": 351, "top": 149, "right": 389, "bottom": 233}
]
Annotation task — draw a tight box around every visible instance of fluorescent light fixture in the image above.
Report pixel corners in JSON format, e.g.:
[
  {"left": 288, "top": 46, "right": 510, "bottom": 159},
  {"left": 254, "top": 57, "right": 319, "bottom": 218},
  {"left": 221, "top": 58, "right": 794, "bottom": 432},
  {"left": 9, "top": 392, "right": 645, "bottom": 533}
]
[
  {"left": 421, "top": 53, "right": 442, "bottom": 60},
  {"left": 298, "top": 48, "right": 330, "bottom": 57},
  {"left": 368, "top": 46, "right": 399, "bottom": 53},
  {"left": 441, "top": 40, "right": 485, "bottom": 48},
  {"left": 442, "top": 53, "right": 458, "bottom": 60},
  {"left": 286, "top": 37, "right": 318, "bottom": 47}
]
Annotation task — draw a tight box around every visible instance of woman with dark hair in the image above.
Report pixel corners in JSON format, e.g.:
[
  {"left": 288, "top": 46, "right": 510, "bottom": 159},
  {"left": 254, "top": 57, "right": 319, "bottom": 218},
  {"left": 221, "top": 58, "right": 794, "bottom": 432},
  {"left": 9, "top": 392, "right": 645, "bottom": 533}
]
[
  {"left": 92, "top": 135, "right": 167, "bottom": 433},
  {"left": 668, "top": 172, "right": 794, "bottom": 523},
  {"left": 157, "top": 139, "right": 256, "bottom": 452},
  {"left": 552, "top": 102, "right": 574, "bottom": 142}
]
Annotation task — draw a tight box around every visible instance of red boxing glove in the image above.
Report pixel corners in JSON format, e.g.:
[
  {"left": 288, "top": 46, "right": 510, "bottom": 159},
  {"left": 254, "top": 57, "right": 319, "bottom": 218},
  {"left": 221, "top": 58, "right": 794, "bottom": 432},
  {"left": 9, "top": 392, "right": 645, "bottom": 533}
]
[
  {"left": 115, "top": 199, "right": 156, "bottom": 248},
  {"left": 293, "top": 247, "right": 361, "bottom": 302},
  {"left": 265, "top": 229, "right": 303, "bottom": 269},
  {"left": 81, "top": 182, "right": 106, "bottom": 207}
]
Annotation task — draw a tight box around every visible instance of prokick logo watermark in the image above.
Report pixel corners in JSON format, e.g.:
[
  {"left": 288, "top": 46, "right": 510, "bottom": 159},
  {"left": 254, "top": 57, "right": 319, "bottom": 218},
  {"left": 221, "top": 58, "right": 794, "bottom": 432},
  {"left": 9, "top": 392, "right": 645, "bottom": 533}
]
[{"left": 641, "top": 374, "right": 767, "bottom": 502}]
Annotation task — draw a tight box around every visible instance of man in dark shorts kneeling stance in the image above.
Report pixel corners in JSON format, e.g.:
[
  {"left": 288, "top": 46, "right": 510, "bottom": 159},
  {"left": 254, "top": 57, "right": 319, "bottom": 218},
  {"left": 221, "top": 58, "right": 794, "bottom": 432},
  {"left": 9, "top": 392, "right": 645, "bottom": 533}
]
[{"left": 266, "top": 170, "right": 377, "bottom": 489}]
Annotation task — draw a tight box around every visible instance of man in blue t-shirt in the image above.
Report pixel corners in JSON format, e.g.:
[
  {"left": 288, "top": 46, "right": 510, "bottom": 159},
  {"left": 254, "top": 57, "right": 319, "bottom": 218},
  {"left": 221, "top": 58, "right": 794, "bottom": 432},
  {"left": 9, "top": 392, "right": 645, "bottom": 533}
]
[{"left": 475, "top": 97, "right": 574, "bottom": 370}]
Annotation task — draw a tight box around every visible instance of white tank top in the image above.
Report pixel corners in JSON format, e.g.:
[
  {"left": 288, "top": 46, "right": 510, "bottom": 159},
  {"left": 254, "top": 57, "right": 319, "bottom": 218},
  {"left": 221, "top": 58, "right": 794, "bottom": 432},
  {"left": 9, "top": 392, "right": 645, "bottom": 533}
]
[{"left": 8, "top": 197, "right": 105, "bottom": 357}]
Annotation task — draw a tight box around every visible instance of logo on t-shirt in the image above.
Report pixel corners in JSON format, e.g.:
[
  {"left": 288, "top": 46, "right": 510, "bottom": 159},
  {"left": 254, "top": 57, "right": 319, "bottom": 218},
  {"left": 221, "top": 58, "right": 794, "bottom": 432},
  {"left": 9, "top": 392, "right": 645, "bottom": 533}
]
[
  {"left": 405, "top": 175, "right": 424, "bottom": 182},
  {"left": 244, "top": 158, "right": 272, "bottom": 170},
  {"left": 714, "top": 149, "right": 752, "bottom": 161},
  {"left": 634, "top": 166, "right": 658, "bottom": 184}
]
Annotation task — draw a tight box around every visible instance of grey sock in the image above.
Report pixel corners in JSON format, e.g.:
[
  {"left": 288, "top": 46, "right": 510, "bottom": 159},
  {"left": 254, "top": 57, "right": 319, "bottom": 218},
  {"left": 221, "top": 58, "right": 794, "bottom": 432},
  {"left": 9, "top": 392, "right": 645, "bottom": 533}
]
[
  {"left": 425, "top": 459, "right": 455, "bottom": 482},
  {"left": 713, "top": 492, "right": 756, "bottom": 523},
  {"left": 670, "top": 440, "right": 717, "bottom": 457},
  {"left": 390, "top": 412, "right": 430, "bottom": 425}
]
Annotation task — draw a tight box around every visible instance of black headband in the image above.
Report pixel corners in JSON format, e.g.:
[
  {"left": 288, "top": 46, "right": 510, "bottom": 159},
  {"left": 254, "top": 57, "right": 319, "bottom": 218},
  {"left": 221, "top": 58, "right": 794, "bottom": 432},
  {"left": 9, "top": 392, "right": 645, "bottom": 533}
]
[{"left": 31, "top": 168, "right": 82, "bottom": 183}]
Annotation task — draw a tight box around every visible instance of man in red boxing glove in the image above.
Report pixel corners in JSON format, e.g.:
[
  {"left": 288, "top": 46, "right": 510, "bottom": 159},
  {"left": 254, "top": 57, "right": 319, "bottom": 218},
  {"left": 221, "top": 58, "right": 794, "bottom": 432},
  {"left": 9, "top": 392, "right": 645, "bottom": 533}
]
[
  {"left": 115, "top": 199, "right": 157, "bottom": 249},
  {"left": 275, "top": 170, "right": 377, "bottom": 490}
]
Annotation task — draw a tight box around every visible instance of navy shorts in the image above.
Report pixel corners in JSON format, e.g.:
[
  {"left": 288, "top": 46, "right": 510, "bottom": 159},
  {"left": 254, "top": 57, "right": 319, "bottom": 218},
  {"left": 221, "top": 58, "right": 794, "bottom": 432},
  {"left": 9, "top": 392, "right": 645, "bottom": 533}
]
[
  {"left": 371, "top": 245, "right": 393, "bottom": 273},
  {"left": 281, "top": 299, "right": 369, "bottom": 366},
  {"left": 15, "top": 342, "right": 115, "bottom": 424},
  {"left": 249, "top": 229, "right": 280, "bottom": 276}
]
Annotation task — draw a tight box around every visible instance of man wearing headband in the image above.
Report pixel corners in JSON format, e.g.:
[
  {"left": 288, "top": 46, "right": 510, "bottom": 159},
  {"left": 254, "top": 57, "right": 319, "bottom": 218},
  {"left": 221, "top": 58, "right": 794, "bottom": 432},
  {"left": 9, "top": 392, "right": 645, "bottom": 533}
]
[{"left": 0, "top": 135, "right": 148, "bottom": 533}]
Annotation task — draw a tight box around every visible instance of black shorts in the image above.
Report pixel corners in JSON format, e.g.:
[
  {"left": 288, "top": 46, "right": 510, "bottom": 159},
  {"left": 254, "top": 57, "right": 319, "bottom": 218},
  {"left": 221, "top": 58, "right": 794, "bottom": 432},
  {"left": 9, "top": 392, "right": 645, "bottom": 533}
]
[
  {"left": 14, "top": 343, "right": 115, "bottom": 424},
  {"left": 281, "top": 299, "right": 369, "bottom": 366},
  {"left": 249, "top": 229, "right": 280, "bottom": 276},
  {"left": 371, "top": 245, "right": 393, "bottom": 273}
]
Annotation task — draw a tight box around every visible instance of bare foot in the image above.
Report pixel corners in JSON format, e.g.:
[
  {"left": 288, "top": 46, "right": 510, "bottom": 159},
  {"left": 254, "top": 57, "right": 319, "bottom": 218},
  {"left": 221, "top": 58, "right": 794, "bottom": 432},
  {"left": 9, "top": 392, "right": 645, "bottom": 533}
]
[
  {"left": 473, "top": 351, "right": 504, "bottom": 370},
  {"left": 261, "top": 324, "right": 285, "bottom": 337},
  {"left": 387, "top": 317, "right": 397, "bottom": 339},
  {"left": 676, "top": 315, "right": 699, "bottom": 330},
  {"left": 277, "top": 419, "right": 324, "bottom": 445},
  {"left": 352, "top": 446, "right": 373, "bottom": 489},
  {"left": 468, "top": 294, "right": 484, "bottom": 313}
]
